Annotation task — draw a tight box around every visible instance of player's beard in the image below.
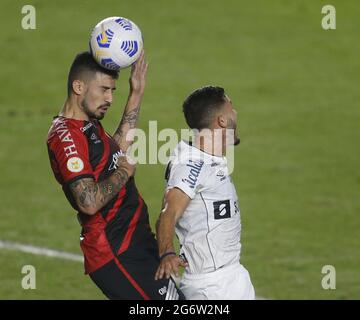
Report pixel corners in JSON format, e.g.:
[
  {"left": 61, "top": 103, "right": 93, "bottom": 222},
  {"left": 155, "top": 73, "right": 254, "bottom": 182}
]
[
  {"left": 227, "top": 118, "right": 240, "bottom": 146},
  {"left": 81, "top": 98, "right": 104, "bottom": 120}
]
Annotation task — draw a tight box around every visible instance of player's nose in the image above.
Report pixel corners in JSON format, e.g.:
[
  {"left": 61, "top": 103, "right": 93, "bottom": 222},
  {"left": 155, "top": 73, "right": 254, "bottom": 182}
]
[{"left": 105, "top": 91, "right": 113, "bottom": 105}]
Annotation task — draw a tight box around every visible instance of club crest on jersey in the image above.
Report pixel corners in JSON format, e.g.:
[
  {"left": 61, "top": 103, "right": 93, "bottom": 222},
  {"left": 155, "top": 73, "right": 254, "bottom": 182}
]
[
  {"left": 216, "top": 170, "right": 225, "bottom": 177},
  {"left": 182, "top": 160, "right": 204, "bottom": 189},
  {"left": 67, "top": 157, "right": 84, "bottom": 173}
]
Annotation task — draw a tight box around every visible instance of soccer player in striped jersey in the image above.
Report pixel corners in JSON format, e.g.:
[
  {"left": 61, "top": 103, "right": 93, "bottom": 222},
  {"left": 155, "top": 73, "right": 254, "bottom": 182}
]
[{"left": 47, "top": 51, "right": 182, "bottom": 300}]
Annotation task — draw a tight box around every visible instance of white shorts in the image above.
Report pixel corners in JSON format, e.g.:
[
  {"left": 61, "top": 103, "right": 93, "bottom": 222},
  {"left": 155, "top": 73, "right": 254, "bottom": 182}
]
[{"left": 180, "top": 263, "right": 255, "bottom": 300}]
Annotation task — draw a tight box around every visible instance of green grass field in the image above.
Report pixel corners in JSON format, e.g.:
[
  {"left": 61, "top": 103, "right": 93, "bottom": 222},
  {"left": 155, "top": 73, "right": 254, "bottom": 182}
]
[{"left": 0, "top": 0, "right": 359, "bottom": 299}]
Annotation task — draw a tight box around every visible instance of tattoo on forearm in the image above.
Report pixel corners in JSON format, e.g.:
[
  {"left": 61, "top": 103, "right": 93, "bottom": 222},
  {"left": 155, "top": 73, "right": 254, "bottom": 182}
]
[
  {"left": 69, "top": 164, "right": 129, "bottom": 212},
  {"left": 115, "top": 105, "right": 140, "bottom": 140},
  {"left": 69, "top": 179, "right": 98, "bottom": 209},
  {"left": 122, "top": 105, "right": 140, "bottom": 128},
  {"left": 110, "top": 165, "right": 129, "bottom": 195}
]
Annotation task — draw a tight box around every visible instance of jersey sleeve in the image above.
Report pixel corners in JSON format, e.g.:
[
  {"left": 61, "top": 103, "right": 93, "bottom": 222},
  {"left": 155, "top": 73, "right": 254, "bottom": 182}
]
[
  {"left": 166, "top": 159, "right": 206, "bottom": 199},
  {"left": 50, "top": 126, "right": 94, "bottom": 185}
]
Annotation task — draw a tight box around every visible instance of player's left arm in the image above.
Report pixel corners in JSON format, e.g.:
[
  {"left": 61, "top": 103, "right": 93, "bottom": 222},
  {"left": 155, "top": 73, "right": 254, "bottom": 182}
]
[
  {"left": 112, "top": 50, "right": 148, "bottom": 152},
  {"left": 155, "top": 187, "right": 190, "bottom": 280}
]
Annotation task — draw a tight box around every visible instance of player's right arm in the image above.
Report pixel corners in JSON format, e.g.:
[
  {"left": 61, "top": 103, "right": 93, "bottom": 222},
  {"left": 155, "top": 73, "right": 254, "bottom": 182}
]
[
  {"left": 48, "top": 118, "right": 136, "bottom": 216},
  {"left": 69, "top": 156, "right": 135, "bottom": 215},
  {"left": 154, "top": 187, "right": 190, "bottom": 280},
  {"left": 112, "top": 50, "right": 148, "bottom": 152}
]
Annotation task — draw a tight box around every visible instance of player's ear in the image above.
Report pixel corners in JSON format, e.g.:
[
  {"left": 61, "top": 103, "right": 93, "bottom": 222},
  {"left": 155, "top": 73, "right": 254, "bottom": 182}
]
[
  {"left": 217, "top": 114, "right": 227, "bottom": 128},
  {"left": 72, "top": 80, "right": 85, "bottom": 95}
]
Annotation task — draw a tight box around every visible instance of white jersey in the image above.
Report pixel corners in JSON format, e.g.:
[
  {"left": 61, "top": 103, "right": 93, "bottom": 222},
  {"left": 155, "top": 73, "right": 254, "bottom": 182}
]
[{"left": 165, "top": 141, "right": 241, "bottom": 274}]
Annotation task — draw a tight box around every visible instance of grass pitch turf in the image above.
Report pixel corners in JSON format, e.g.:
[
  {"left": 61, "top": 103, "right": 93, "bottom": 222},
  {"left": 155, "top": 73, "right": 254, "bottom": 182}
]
[{"left": 0, "top": 0, "right": 359, "bottom": 299}]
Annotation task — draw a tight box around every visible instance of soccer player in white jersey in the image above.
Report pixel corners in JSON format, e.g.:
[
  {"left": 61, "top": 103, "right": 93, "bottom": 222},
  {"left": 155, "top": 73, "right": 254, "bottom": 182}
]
[{"left": 155, "top": 86, "right": 255, "bottom": 300}]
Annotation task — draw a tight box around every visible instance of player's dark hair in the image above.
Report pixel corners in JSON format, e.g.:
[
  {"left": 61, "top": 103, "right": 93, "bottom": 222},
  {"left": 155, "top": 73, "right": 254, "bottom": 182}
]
[
  {"left": 182, "top": 86, "right": 227, "bottom": 130},
  {"left": 67, "top": 51, "right": 119, "bottom": 96}
]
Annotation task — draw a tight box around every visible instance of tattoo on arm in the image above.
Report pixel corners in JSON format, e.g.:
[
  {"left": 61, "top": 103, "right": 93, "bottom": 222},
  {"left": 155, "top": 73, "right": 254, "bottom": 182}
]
[
  {"left": 75, "top": 179, "right": 99, "bottom": 208},
  {"left": 69, "top": 165, "right": 129, "bottom": 214},
  {"left": 114, "top": 105, "right": 140, "bottom": 142},
  {"left": 121, "top": 105, "right": 140, "bottom": 129}
]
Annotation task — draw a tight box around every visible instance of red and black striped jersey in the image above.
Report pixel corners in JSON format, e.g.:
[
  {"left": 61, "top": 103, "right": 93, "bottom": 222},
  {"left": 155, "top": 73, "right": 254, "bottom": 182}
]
[{"left": 47, "top": 116, "right": 157, "bottom": 274}]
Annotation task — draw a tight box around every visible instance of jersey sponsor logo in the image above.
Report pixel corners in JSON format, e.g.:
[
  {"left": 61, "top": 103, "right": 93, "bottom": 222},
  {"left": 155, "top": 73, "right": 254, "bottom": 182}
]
[
  {"left": 158, "top": 286, "right": 167, "bottom": 296},
  {"left": 54, "top": 120, "right": 78, "bottom": 157},
  {"left": 213, "top": 200, "right": 231, "bottom": 219},
  {"left": 80, "top": 122, "right": 93, "bottom": 132},
  {"left": 234, "top": 200, "right": 240, "bottom": 214},
  {"left": 67, "top": 157, "right": 84, "bottom": 173},
  {"left": 90, "top": 133, "right": 101, "bottom": 144},
  {"left": 181, "top": 160, "right": 204, "bottom": 189},
  {"left": 108, "top": 150, "right": 124, "bottom": 171}
]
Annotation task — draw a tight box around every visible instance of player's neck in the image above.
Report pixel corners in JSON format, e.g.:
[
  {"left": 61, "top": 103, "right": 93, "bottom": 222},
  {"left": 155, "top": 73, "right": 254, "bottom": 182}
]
[
  {"left": 60, "top": 97, "right": 90, "bottom": 121},
  {"left": 193, "top": 130, "right": 226, "bottom": 157}
]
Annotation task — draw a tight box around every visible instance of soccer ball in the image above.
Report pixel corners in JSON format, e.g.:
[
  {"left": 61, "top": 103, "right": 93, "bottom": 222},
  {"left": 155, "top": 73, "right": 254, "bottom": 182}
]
[{"left": 89, "top": 16, "right": 143, "bottom": 70}]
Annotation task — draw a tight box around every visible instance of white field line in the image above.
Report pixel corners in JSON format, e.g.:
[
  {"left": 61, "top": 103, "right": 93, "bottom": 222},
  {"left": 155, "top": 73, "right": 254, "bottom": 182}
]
[
  {"left": 0, "top": 239, "right": 83, "bottom": 262},
  {"left": 0, "top": 239, "right": 266, "bottom": 299}
]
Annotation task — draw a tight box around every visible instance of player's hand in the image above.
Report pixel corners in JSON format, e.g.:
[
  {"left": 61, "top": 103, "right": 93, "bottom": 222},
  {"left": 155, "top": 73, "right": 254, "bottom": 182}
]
[
  {"left": 129, "top": 50, "right": 148, "bottom": 96},
  {"left": 155, "top": 254, "right": 188, "bottom": 280},
  {"left": 117, "top": 155, "right": 136, "bottom": 177}
]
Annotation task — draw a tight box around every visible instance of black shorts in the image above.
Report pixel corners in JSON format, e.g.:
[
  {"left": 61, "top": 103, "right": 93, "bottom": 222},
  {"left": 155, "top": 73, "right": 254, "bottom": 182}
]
[{"left": 89, "top": 254, "right": 185, "bottom": 300}]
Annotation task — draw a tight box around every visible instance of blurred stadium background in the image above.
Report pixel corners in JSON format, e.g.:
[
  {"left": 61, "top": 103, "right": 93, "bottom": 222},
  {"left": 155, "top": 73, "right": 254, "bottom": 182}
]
[{"left": 0, "top": 0, "right": 359, "bottom": 299}]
